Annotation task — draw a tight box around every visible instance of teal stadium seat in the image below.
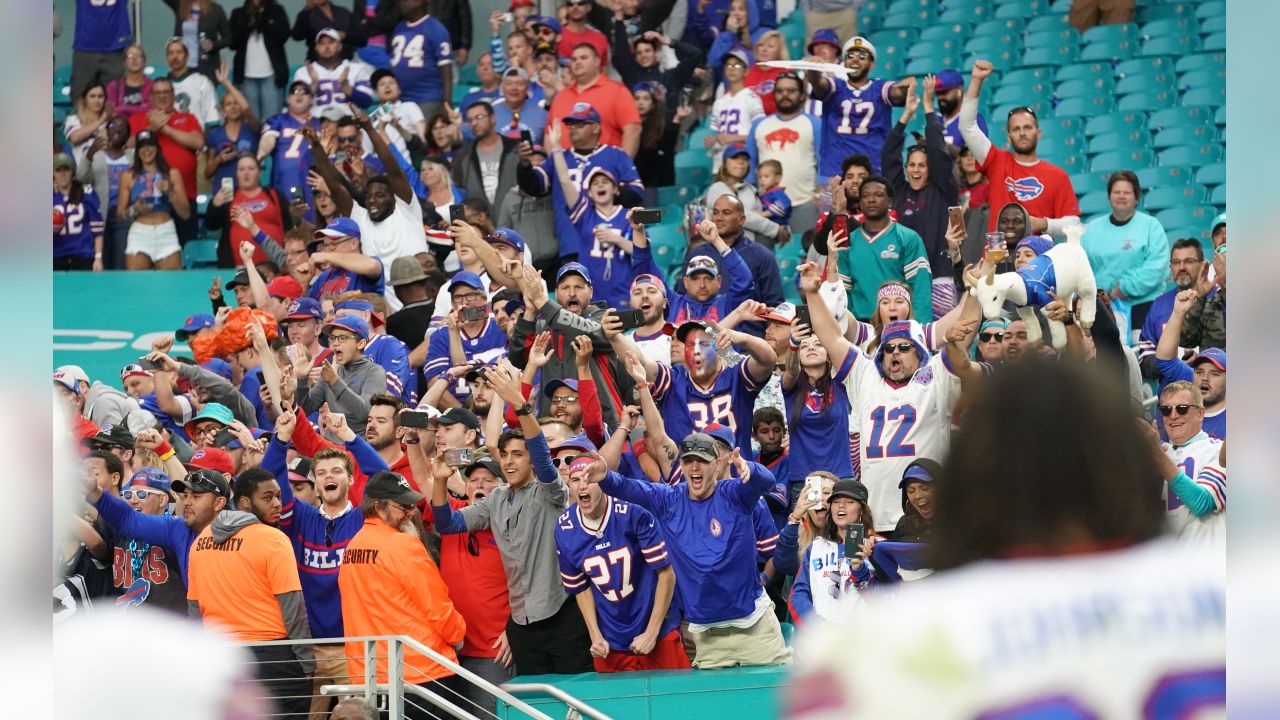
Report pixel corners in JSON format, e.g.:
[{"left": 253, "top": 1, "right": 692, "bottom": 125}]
[
  {"left": 1055, "top": 95, "right": 1114, "bottom": 117},
  {"left": 939, "top": 3, "right": 988, "bottom": 24},
  {"left": 1022, "top": 44, "right": 1077, "bottom": 67},
  {"left": 1181, "top": 86, "right": 1225, "bottom": 108},
  {"left": 1140, "top": 17, "right": 1198, "bottom": 39},
  {"left": 1210, "top": 185, "right": 1226, "bottom": 207},
  {"left": 183, "top": 240, "right": 219, "bottom": 269},
  {"left": 1139, "top": 2, "right": 1195, "bottom": 23},
  {"left": 1151, "top": 124, "right": 1217, "bottom": 150},
  {"left": 1175, "top": 53, "right": 1223, "bottom": 75},
  {"left": 1195, "top": 162, "right": 1226, "bottom": 188},
  {"left": 1178, "top": 68, "right": 1226, "bottom": 93},
  {"left": 1115, "top": 70, "right": 1175, "bottom": 96},
  {"left": 1078, "top": 191, "right": 1112, "bottom": 216},
  {"left": 1085, "top": 111, "right": 1144, "bottom": 137},
  {"left": 1001, "top": 67, "right": 1055, "bottom": 86},
  {"left": 1202, "top": 32, "right": 1225, "bottom": 52},
  {"left": 1214, "top": 106, "right": 1226, "bottom": 127},
  {"left": 974, "top": 17, "right": 1024, "bottom": 35},
  {"left": 1056, "top": 76, "right": 1114, "bottom": 101},
  {"left": 1055, "top": 61, "right": 1113, "bottom": 84},
  {"left": 1149, "top": 106, "right": 1214, "bottom": 131},
  {"left": 656, "top": 185, "right": 694, "bottom": 208},
  {"left": 964, "top": 31, "right": 1022, "bottom": 55},
  {"left": 1196, "top": 1, "right": 1225, "bottom": 21},
  {"left": 1144, "top": 184, "right": 1208, "bottom": 212},
  {"left": 1045, "top": 115, "right": 1081, "bottom": 137},
  {"left": 993, "top": 81, "right": 1052, "bottom": 108},
  {"left": 1116, "top": 56, "right": 1176, "bottom": 78},
  {"left": 1087, "top": 130, "right": 1150, "bottom": 156},
  {"left": 1082, "top": 21, "right": 1138, "bottom": 45},
  {"left": 1025, "top": 28, "right": 1081, "bottom": 49},
  {"left": 920, "top": 22, "right": 971, "bottom": 42},
  {"left": 646, "top": 223, "right": 686, "bottom": 274},
  {"left": 1037, "top": 133, "right": 1085, "bottom": 160},
  {"left": 1019, "top": 8, "right": 1063, "bottom": 28},
  {"left": 1136, "top": 165, "right": 1195, "bottom": 190},
  {"left": 1141, "top": 34, "right": 1201, "bottom": 57},
  {"left": 1158, "top": 144, "right": 1222, "bottom": 167},
  {"left": 1069, "top": 170, "right": 1111, "bottom": 196},
  {"left": 1079, "top": 36, "right": 1136, "bottom": 62},
  {"left": 1155, "top": 206, "right": 1216, "bottom": 233},
  {"left": 1091, "top": 149, "right": 1153, "bottom": 173},
  {"left": 1199, "top": 15, "right": 1225, "bottom": 36},
  {"left": 1117, "top": 88, "right": 1177, "bottom": 112}
]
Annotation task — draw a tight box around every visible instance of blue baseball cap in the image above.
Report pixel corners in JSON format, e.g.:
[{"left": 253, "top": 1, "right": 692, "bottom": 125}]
[
  {"left": 201, "top": 358, "right": 234, "bottom": 382},
  {"left": 806, "top": 28, "right": 840, "bottom": 54},
  {"left": 722, "top": 143, "right": 750, "bottom": 160},
  {"left": 528, "top": 15, "right": 561, "bottom": 33},
  {"left": 175, "top": 313, "right": 214, "bottom": 341},
  {"left": 126, "top": 467, "right": 172, "bottom": 493},
  {"left": 486, "top": 227, "right": 526, "bottom": 253},
  {"left": 543, "top": 378, "right": 579, "bottom": 399},
  {"left": 935, "top": 69, "right": 965, "bottom": 92},
  {"left": 323, "top": 315, "right": 370, "bottom": 341},
  {"left": 557, "top": 262, "right": 593, "bottom": 285},
  {"left": 448, "top": 271, "right": 487, "bottom": 292},
  {"left": 284, "top": 297, "right": 324, "bottom": 321},
  {"left": 702, "top": 422, "right": 735, "bottom": 449},
  {"left": 564, "top": 102, "right": 601, "bottom": 124},
  {"left": 898, "top": 458, "right": 942, "bottom": 488},
  {"left": 313, "top": 217, "right": 362, "bottom": 242},
  {"left": 335, "top": 299, "right": 376, "bottom": 315},
  {"left": 554, "top": 433, "right": 598, "bottom": 454},
  {"left": 1190, "top": 347, "right": 1226, "bottom": 371}
]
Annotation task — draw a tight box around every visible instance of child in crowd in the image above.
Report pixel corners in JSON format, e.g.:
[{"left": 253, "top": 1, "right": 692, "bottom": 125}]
[{"left": 757, "top": 159, "right": 792, "bottom": 227}]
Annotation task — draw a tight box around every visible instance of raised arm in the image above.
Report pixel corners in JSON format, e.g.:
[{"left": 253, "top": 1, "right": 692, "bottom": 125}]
[
  {"left": 960, "top": 61, "right": 994, "bottom": 165},
  {"left": 939, "top": 293, "right": 983, "bottom": 389},
  {"left": 1156, "top": 289, "right": 1197, "bottom": 361},
  {"left": 882, "top": 83, "right": 917, "bottom": 189},
  {"left": 797, "top": 261, "right": 853, "bottom": 370},
  {"left": 449, "top": 220, "right": 520, "bottom": 288},
  {"left": 351, "top": 103, "right": 413, "bottom": 203},
  {"left": 302, "top": 124, "right": 354, "bottom": 216},
  {"left": 713, "top": 322, "right": 776, "bottom": 384}
]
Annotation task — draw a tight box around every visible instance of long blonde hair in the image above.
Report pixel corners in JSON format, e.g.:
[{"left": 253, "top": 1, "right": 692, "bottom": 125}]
[{"left": 796, "top": 471, "right": 839, "bottom": 563}]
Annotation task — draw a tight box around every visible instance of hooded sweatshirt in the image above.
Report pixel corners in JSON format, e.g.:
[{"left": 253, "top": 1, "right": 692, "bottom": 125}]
[
  {"left": 302, "top": 355, "right": 388, "bottom": 435},
  {"left": 187, "top": 510, "right": 314, "bottom": 670},
  {"left": 84, "top": 381, "right": 141, "bottom": 427}
]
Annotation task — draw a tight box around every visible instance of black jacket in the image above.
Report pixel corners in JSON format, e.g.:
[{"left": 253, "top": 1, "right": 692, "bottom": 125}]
[
  {"left": 883, "top": 111, "right": 960, "bottom": 279},
  {"left": 229, "top": 1, "right": 291, "bottom": 87},
  {"left": 587, "top": 0, "right": 679, "bottom": 40},
  {"left": 429, "top": 0, "right": 473, "bottom": 51},
  {"left": 162, "top": 0, "right": 232, "bottom": 81},
  {"left": 450, "top": 135, "right": 520, "bottom": 218},
  {"left": 291, "top": 4, "right": 367, "bottom": 62},
  {"left": 609, "top": 20, "right": 703, "bottom": 113}
]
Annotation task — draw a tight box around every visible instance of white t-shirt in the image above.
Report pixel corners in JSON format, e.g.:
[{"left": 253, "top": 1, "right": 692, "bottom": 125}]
[
  {"left": 789, "top": 539, "right": 1225, "bottom": 719},
  {"left": 351, "top": 195, "right": 429, "bottom": 312},
  {"left": 244, "top": 32, "right": 273, "bottom": 79},
  {"left": 171, "top": 72, "right": 220, "bottom": 127}
]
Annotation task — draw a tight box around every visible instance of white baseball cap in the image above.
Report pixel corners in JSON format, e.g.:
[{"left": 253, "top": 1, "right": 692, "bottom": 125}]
[
  {"left": 842, "top": 36, "right": 877, "bottom": 59},
  {"left": 55, "top": 364, "right": 90, "bottom": 385}
]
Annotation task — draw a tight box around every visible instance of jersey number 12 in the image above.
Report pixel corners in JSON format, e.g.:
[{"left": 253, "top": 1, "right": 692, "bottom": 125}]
[{"left": 865, "top": 404, "right": 916, "bottom": 458}]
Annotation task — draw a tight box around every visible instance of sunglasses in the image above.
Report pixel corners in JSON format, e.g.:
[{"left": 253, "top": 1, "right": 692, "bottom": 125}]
[
  {"left": 121, "top": 488, "right": 165, "bottom": 501},
  {"left": 337, "top": 135, "right": 361, "bottom": 144},
  {"left": 844, "top": 49, "right": 871, "bottom": 60},
  {"left": 183, "top": 472, "right": 225, "bottom": 495},
  {"left": 883, "top": 342, "right": 914, "bottom": 355},
  {"left": 1158, "top": 404, "right": 1198, "bottom": 417},
  {"left": 979, "top": 332, "right": 1005, "bottom": 342},
  {"left": 1007, "top": 105, "right": 1038, "bottom": 119},
  {"left": 551, "top": 455, "right": 584, "bottom": 468}
]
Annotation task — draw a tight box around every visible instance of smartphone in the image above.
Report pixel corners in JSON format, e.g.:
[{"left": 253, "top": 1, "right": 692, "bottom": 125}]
[
  {"left": 947, "top": 205, "right": 964, "bottom": 230},
  {"left": 844, "top": 522, "right": 866, "bottom": 558},
  {"left": 793, "top": 304, "right": 811, "bottom": 329},
  {"left": 632, "top": 208, "right": 663, "bottom": 225},
  {"left": 221, "top": 177, "right": 234, "bottom": 194},
  {"left": 212, "top": 427, "right": 237, "bottom": 448},
  {"left": 334, "top": 149, "right": 348, "bottom": 165},
  {"left": 443, "top": 447, "right": 474, "bottom": 468},
  {"left": 519, "top": 129, "right": 533, "bottom": 146},
  {"left": 449, "top": 204, "right": 466, "bottom": 224},
  {"left": 400, "top": 410, "right": 433, "bottom": 428},
  {"left": 137, "top": 357, "right": 163, "bottom": 372},
  {"left": 290, "top": 186, "right": 303, "bottom": 201},
  {"left": 255, "top": 370, "right": 266, "bottom": 384},
  {"left": 804, "top": 475, "right": 823, "bottom": 504},
  {"left": 830, "top": 214, "right": 850, "bottom": 245},
  {"left": 615, "top": 308, "right": 645, "bottom": 331},
  {"left": 459, "top": 306, "right": 487, "bottom": 323},
  {"left": 500, "top": 11, "right": 513, "bottom": 22}
]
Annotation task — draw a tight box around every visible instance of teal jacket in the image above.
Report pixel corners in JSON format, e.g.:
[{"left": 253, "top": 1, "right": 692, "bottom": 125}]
[{"left": 1083, "top": 212, "right": 1170, "bottom": 306}]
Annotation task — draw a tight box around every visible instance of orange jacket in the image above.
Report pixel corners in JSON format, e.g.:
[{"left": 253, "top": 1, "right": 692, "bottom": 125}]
[{"left": 338, "top": 517, "right": 466, "bottom": 684}]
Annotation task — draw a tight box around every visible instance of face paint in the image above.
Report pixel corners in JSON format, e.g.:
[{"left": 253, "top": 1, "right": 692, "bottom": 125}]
[{"left": 685, "top": 338, "right": 718, "bottom": 370}]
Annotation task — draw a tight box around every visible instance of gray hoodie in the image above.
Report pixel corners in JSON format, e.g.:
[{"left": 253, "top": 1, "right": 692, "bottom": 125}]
[
  {"left": 195, "top": 510, "right": 315, "bottom": 672},
  {"left": 84, "top": 381, "right": 140, "bottom": 427},
  {"left": 177, "top": 363, "right": 257, "bottom": 429},
  {"left": 301, "top": 355, "right": 387, "bottom": 434}
]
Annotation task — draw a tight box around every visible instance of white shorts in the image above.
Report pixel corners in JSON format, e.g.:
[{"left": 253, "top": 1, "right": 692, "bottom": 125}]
[{"left": 126, "top": 220, "right": 181, "bottom": 262}]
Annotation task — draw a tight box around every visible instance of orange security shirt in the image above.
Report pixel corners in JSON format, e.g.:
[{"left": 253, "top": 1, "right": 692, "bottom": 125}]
[
  {"left": 187, "top": 522, "right": 302, "bottom": 641},
  {"left": 339, "top": 517, "right": 466, "bottom": 685},
  {"left": 547, "top": 75, "right": 642, "bottom": 150}
]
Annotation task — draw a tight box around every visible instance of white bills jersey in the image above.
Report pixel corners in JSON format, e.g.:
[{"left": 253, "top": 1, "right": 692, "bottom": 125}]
[
  {"left": 1163, "top": 432, "right": 1226, "bottom": 549},
  {"left": 788, "top": 539, "right": 1225, "bottom": 719},
  {"left": 845, "top": 349, "right": 960, "bottom": 532},
  {"left": 291, "top": 60, "right": 374, "bottom": 119}
]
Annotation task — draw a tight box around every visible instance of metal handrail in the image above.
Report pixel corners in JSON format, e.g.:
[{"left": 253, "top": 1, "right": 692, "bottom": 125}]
[
  {"left": 502, "top": 684, "right": 615, "bottom": 720},
  {"left": 320, "top": 682, "right": 481, "bottom": 720},
  {"left": 245, "top": 635, "right": 558, "bottom": 720}
]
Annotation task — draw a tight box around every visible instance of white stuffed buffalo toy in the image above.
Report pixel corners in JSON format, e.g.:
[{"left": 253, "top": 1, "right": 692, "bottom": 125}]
[{"left": 970, "top": 223, "right": 1098, "bottom": 350}]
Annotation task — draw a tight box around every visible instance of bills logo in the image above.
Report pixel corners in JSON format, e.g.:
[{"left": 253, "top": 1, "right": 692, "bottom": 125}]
[
  {"left": 914, "top": 366, "right": 933, "bottom": 386},
  {"left": 764, "top": 127, "right": 800, "bottom": 150},
  {"left": 709, "top": 518, "right": 723, "bottom": 537},
  {"left": 235, "top": 197, "right": 270, "bottom": 213},
  {"left": 287, "top": 300, "right": 302, "bottom": 315},
  {"left": 754, "top": 79, "right": 776, "bottom": 96},
  {"left": 805, "top": 387, "right": 829, "bottom": 413},
  {"left": 1006, "top": 176, "right": 1045, "bottom": 202}
]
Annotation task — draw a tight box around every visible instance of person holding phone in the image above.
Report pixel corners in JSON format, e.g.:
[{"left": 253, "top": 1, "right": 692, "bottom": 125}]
[
  {"left": 206, "top": 154, "right": 291, "bottom": 268},
  {"left": 786, "top": 479, "right": 879, "bottom": 625}
]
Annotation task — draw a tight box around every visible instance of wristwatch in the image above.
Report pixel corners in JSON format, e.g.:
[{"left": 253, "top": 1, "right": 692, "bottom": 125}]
[
  {"left": 1062, "top": 311, "right": 1076, "bottom": 326},
  {"left": 514, "top": 402, "right": 534, "bottom": 416}
]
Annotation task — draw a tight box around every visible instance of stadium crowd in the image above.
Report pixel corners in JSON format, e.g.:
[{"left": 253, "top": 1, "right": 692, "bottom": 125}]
[{"left": 54, "top": 0, "right": 1226, "bottom": 717}]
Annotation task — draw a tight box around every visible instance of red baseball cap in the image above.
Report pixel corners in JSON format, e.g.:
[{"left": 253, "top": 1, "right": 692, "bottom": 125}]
[
  {"left": 267, "top": 275, "right": 304, "bottom": 300},
  {"left": 186, "top": 447, "right": 235, "bottom": 476}
]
